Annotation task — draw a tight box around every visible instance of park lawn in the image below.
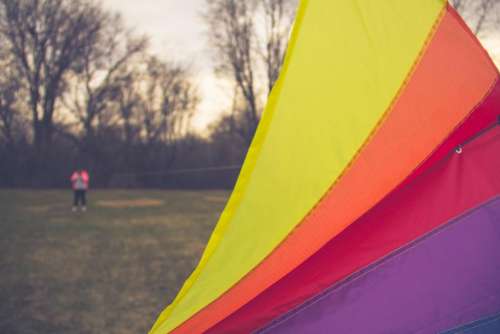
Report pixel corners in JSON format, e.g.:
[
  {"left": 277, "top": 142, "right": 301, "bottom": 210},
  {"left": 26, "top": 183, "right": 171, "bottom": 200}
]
[{"left": 0, "top": 189, "right": 229, "bottom": 334}]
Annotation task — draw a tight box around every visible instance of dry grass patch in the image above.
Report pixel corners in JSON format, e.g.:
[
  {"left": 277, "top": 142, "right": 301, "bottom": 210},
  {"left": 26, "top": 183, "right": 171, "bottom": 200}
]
[
  {"left": 203, "top": 195, "right": 228, "bottom": 203},
  {"left": 97, "top": 198, "right": 164, "bottom": 208},
  {"left": 27, "top": 205, "right": 52, "bottom": 213}
]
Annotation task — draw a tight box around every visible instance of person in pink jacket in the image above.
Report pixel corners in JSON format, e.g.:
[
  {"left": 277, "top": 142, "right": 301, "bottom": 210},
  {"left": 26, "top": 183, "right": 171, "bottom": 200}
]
[{"left": 71, "top": 169, "right": 89, "bottom": 212}]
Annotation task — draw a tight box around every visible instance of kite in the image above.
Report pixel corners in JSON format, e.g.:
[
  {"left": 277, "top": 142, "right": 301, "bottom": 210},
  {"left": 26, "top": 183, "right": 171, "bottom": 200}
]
[{"left": 151, "top": 0, "right": 500, "bottom": 333}]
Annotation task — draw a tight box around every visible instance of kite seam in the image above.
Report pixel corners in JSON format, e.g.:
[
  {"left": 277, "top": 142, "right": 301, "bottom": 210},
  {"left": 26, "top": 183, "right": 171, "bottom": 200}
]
[
  {"left": 388, "top": 73, "right": 499, "bottom": 199},
  {"left": 441, "top": 312, "right": 500, "bottom": 333}
]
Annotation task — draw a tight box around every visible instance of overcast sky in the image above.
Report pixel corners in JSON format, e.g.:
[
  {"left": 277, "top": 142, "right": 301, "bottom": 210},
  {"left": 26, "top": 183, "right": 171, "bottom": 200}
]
[
  {"left": 103, "top": 0, "right": 205, "bottom": 62},
  {"left": 101, "top": 1, "right": 500, "bottom": 133}
]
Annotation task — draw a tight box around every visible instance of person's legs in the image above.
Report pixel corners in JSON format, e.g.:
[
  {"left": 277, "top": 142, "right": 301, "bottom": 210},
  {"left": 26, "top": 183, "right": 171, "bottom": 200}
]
[
  {"left": 81, "top": 190, "right": 87, "bottom": 211},
  {"left": 73, "top": 191, "right": 78, "bottom": 212}
]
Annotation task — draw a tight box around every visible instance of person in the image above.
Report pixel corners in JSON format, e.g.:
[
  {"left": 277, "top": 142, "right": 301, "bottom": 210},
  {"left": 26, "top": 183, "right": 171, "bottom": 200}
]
[{"left": 71, "top": 169, "right": 90, "bottom": 212}]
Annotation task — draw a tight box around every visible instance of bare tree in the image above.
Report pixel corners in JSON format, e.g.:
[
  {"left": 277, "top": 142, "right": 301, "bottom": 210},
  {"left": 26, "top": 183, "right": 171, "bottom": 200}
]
[
  {"left": 65, "top": 14, "right": 148, "bottom": 142},
  {"left": 205, "top": 0, "right": 296, "bottom": 143},
  {"left": 0, "top": 66, "right": 22, "bottom": 148},
  {"left": 205, "top": 0, "right": 261, "bottom": 143},
  {"left": 0, "top": 0, "right": 108, "bottom": 156},
  {"left": 138, "top": 56, "right": 199, "bottom": 166},
  {"left": 261, "top": 0, "right": 297, "bottom": 95},
  {"left": 451, "top": 0, "right": 500, "bottom": 36},
  {"left": 110, "top": 71, "right": 140, "bottom": 171}
]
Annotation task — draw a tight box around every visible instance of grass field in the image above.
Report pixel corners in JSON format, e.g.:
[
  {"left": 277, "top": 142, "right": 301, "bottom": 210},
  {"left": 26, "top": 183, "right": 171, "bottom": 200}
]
[{"left": 0, "top": 190, "right": 229, "bottom": 334}]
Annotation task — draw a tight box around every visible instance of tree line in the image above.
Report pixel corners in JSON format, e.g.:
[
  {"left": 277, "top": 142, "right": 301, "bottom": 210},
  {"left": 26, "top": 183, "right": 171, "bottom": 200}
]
[{"left": 0, "top": 0, "right": 497, "bottom": 188}]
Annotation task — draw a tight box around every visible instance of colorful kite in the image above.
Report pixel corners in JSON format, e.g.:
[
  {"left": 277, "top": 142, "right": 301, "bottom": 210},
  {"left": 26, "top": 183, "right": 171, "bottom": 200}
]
[{"left": 151, "top": 0, "right": 500, "bottom": 333}]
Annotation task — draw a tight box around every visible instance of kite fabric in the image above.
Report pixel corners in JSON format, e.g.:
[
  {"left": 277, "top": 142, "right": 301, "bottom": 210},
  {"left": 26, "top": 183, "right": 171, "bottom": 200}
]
[
  {"left": 208, "top": 109, "right": 500, "bottom": 333},
  {"left": 182, "top": 6, "right": 499, "bottom": 332},
  {"left": 260, "top": 197, "right": 500, "bottom": 334},
  {"left": 150, "top": 0, "right": 500, "bottom": 333}
]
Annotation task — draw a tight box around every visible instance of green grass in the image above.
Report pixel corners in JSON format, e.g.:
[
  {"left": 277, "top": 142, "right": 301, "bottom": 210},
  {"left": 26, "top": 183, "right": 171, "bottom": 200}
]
[{"left": 0, "top": 190, "right": 229, "bottom": 334}]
